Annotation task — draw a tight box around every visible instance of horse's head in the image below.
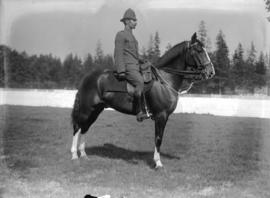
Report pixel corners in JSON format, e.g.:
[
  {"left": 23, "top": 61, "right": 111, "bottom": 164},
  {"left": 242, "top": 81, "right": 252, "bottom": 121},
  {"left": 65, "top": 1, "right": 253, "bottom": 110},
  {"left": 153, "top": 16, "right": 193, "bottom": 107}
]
[{"left": 186, "top": 32, "right": 215, "bottom": 80}]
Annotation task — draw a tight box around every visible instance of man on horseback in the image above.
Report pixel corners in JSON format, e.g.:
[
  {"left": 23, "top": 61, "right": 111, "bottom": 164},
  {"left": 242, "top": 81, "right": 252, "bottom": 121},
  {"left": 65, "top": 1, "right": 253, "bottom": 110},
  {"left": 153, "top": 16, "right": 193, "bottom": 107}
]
[
  {"left": 71, "top": 29, "right": 215, "bottom": 166},
  {"left": 114, "top": 8, "right": 149, "bottom": 122}
]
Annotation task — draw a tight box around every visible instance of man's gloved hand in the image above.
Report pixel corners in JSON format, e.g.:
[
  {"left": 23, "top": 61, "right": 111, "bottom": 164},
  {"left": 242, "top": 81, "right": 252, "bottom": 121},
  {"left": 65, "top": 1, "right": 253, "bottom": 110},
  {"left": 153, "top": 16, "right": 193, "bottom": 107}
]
[{"left": 117, "top": 72, "right": 126, "bottom": 81}]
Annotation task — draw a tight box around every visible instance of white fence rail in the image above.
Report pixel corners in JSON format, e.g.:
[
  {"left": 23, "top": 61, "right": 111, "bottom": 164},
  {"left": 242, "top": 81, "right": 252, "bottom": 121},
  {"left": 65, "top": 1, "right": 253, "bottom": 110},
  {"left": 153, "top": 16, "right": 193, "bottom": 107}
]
[{"left": 1, "top": 88, "right": 270, "bottom": 119}]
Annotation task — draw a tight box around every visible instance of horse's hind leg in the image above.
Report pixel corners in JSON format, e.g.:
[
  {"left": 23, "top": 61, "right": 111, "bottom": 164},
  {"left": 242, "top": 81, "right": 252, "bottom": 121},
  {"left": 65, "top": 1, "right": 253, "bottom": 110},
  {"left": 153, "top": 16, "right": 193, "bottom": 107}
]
[
  {"left": 78, "top": 132, "right": 87, "bottom": 158},
  {"left": 71, "top": 126, "right": 88, "bottom": 160},
  {"left": 77, "top": 104, "right": 105, "bottom": 159},
  {"left": 71, "top": 127, "right": 81, "bottom": 160}
]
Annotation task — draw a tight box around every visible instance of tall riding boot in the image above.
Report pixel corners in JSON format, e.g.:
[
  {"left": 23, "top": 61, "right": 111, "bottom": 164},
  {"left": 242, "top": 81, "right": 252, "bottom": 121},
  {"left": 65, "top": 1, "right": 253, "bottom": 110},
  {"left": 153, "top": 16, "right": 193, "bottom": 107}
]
[{"left": 135, "top": 93, "right": 149, "bottom": 122}]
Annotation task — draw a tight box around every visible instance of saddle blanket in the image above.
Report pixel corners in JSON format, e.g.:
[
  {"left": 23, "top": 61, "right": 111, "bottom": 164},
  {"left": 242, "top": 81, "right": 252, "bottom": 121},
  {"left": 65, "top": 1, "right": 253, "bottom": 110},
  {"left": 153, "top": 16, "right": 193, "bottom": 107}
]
[{"left": 103, "top": 71, "right": 154, "bottom": 94}]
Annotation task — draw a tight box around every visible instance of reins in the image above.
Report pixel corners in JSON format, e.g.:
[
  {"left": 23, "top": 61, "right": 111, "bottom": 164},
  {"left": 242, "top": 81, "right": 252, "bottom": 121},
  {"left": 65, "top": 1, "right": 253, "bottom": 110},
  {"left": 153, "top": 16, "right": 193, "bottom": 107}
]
[
  {"left": 161, "top": 67, "right": 203, "bottom": 81},
  {"left": 153, "top": 68, "right": 194, "bottom": 96}
]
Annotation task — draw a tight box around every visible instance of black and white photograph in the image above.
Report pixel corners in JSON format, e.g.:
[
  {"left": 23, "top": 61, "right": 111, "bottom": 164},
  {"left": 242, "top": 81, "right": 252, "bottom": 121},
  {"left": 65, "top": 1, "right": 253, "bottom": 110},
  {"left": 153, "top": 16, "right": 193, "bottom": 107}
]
[{"left": 1, "top": 0, "right": 270, "bottom": 197}]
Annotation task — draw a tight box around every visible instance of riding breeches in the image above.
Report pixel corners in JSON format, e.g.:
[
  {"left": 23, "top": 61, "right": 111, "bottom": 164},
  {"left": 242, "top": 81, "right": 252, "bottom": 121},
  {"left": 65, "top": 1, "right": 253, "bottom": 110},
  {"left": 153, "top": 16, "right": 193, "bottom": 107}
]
[{"left": 125, "top": 69, "right": 144, "bottom": 97}]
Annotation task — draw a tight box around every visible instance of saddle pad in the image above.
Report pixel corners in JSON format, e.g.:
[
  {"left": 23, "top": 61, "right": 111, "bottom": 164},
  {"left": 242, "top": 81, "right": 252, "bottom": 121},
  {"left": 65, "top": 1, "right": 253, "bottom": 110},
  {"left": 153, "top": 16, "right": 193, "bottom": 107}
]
[
  {"left": 103, "top": 71, "right": 127, "bottom": 93},
  {"left": 103, "top": 71, "right": 154, "bottom": 94}
]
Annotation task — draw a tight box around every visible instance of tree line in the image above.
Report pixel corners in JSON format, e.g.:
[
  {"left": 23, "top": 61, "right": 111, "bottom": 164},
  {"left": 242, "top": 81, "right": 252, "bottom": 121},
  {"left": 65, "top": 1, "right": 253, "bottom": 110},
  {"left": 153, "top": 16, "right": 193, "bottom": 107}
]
[
  {"left": 0, "top": 21, "right": 269, "bottom": 94},
  {"left": 0, "top": 44, "right": 113, "bottom": 89},
  {"left": 192, "top": 21, "right": 269, "bottom": 94}
]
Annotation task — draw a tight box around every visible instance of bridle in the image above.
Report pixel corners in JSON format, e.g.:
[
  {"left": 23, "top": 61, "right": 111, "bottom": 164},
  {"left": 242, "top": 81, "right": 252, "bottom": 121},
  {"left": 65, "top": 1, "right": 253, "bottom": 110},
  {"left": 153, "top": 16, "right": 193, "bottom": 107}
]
[{"left": 161, "top": 41, "right": 212, "bottom": 81}]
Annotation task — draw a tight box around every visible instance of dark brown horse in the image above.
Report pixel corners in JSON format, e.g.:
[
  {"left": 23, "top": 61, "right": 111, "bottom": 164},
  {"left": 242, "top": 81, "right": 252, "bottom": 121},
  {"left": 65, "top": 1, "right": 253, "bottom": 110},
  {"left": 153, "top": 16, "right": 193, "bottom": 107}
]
[{"left": 70, "top": 33, "right": 215, "bottom": 168}]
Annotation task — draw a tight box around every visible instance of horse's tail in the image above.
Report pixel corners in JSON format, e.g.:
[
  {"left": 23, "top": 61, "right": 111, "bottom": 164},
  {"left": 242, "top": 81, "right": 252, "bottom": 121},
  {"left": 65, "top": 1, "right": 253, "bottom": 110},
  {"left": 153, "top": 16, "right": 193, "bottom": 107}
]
[
  {"left": 71, "top": 91, "right": 82, "bottom": 132},
  {"left": 71, "top": 68, "right": 105, "bottom": 133}
]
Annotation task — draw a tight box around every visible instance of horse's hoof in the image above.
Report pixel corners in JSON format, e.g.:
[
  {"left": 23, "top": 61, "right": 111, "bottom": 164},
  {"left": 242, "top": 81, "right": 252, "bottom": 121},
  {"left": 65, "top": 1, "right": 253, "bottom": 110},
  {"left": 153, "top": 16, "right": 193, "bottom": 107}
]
[
  {"left": 155, "top": 164, "right": 163, "bottom": 169},
  {"left": 154, "top": 160, "right": 163, "bottom": 170},
  {"left": 81, "top": 155, "right": 90, "bottom": 160},
  {"left": 71, "top": 153, "right": 79, "bottom": 160},
  {"left": 136, "top": 112, "right": 150, "bottom": 122},
  {"left": 155, "top": 166, "right": 165, "bottom": 172}
]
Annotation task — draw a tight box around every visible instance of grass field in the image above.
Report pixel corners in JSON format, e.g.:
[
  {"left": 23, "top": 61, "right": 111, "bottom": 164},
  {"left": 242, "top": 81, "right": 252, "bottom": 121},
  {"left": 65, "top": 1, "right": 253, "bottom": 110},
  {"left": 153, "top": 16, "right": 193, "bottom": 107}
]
[{"left": 1, "top": 105, "right": 270, "bottom": 198}]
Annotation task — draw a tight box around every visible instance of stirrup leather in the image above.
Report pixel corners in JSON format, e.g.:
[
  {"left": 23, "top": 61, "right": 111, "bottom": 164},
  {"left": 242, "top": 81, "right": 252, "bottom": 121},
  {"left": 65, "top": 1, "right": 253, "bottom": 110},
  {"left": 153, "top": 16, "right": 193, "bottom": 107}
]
[
  {"left": 136, "top": 112, "right": 151, "bottom": 122},
  {"left": 141, "top": 94, "right": 152, "bottom": 120}
]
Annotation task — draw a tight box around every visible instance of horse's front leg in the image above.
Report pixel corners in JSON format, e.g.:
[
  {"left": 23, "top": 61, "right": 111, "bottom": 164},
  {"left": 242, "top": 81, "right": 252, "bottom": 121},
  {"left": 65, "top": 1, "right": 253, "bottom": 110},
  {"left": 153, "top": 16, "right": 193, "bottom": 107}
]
[
  {"left": 71, "top": 128, "right": 81, "bottom": 160},
  {"left": 79, "top": 133, "right": 89, "bottom": 159},
  {"left": 154, "top": 112, "right": 168, "bottom": 169}
]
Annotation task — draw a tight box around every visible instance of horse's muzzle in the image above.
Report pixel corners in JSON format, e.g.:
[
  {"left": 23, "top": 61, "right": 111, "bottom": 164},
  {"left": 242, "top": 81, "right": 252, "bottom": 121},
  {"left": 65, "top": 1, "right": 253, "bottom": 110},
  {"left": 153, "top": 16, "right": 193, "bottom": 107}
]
[{"left": 203, "top": 62, "right": 215, "bottom": 80}]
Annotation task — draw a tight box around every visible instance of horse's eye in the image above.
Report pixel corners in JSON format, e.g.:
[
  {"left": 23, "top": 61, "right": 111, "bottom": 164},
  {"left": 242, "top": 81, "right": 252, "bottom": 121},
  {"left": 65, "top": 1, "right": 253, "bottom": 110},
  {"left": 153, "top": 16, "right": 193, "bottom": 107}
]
[
  {"left": 195, "top": 45, "right": 202, "bottom": 52},
  {"left": 197, "top": 48, "right": 204, "bottom": 53}
]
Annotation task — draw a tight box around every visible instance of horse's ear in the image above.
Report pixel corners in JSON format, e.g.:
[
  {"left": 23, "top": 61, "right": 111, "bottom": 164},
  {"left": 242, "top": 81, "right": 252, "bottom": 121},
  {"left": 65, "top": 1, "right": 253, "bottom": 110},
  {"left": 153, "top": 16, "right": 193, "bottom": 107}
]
[{"left": 191, "top": 32, "right": 197, "bottom": 43}]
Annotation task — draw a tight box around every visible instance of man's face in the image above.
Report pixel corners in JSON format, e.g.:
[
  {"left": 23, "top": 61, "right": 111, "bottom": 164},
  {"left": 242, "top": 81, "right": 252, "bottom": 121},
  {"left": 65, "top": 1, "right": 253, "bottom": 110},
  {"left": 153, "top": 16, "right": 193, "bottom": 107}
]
[{"left": 127, "top": 19, "right": 137, "bottom": 29}]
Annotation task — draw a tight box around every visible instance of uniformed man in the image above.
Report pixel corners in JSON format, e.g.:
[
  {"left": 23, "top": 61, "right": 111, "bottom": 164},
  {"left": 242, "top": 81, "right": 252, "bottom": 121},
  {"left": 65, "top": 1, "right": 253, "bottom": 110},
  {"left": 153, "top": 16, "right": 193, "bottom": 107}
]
[{"left": 114, "top": 8, "right": 148, "bottom": 122}]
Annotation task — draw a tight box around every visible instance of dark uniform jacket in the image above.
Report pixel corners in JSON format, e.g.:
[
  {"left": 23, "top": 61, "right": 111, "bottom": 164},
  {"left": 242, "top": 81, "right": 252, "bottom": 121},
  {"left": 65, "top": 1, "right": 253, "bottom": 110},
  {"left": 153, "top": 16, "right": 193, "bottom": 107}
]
[{"left": 114, "top": 28, "right": 140, "bottom": 73}]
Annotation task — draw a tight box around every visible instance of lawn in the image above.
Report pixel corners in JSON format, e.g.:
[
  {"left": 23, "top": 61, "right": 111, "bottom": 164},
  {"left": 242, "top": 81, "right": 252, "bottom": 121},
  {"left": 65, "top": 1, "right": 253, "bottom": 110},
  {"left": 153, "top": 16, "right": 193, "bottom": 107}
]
[{"left": 1, "top": 105, "right": 270, "bottom": 198}]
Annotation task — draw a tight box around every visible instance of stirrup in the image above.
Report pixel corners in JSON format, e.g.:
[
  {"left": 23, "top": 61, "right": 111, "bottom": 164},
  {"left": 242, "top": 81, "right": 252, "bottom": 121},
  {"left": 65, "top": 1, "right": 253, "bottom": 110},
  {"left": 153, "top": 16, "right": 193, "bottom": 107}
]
[
  {"left": 144, "top": 102, "right": 152, "bottom": 118},
  {"left": 136, "top": 112, "right": 151, "bottom": 122}
]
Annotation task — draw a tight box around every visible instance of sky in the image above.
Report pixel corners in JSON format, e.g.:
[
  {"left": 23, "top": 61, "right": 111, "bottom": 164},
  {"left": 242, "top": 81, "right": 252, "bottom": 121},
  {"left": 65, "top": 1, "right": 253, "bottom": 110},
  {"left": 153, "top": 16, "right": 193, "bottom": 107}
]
[{"left": 1, "top": 0, "right": 270, "bottom": 61}]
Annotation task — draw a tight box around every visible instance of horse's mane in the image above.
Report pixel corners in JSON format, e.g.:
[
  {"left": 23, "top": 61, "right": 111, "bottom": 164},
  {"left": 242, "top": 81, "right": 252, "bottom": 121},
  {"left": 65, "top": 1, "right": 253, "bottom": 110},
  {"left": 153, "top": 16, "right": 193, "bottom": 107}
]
[{"left": 155, "top": 41, "right": 188, "bottom": 68}]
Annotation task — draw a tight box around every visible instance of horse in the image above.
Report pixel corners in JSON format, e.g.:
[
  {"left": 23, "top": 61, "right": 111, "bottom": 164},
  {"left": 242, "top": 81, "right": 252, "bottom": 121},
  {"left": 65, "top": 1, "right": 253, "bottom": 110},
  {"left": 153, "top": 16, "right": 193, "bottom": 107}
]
[{"left": 70, "top": 32, "right": 215, "bottom": 168}]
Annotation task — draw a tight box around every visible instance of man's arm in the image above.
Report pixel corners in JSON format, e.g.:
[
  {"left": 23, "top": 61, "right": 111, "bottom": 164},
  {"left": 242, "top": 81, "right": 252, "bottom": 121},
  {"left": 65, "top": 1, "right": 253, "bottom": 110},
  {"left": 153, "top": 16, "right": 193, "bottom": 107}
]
[{"left": 114, "top": 32, "right": 126, "bottom": 74}]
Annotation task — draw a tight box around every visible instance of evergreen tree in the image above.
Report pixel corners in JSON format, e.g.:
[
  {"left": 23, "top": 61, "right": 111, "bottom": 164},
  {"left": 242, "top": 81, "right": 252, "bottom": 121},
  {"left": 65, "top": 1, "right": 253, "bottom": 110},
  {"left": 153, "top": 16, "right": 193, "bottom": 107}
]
[
  {"left": 94, "top": 40, "right": 104, "bottom": 65},
  {"left": 244, "top": 42, "right": 257, "bottom": 92},
  {"left": 198, "top": 20, "right": 207, "bottom": 46},
  {"left": 247, "top": 42, "right": 256, "bottom": 65},
  {"left": 254, "top": 52, "right": 267, "bottom": 88},
  {"left": 8, "top": 50, "right": 31, "bottom": 88},
  {"left": 153, "top": 31, "right": 161, "bottom": 63},
  {"left": 231, "top": 43, "right": 245, "bottom": 91},
  {"left": 83, "top": 53, "right": 94, "bottom": 72},
  {"left": 1, "top": 45, "right": 13, "bottom": 87},
  {"left": 27, "top": 54, "right": 39, "bottom": 87},
  {"left": 35, "top": 54, "right": 54, "bottom": 87},
  {"left": 102, "top": 54, "right": 114, "bottom": 70},
  {"left": 265, "top": 52, "right": 270, "bottom": 95},
  {"left": 0, "top": 45, "right": 9, "bottom": 87},
  {"left": 264, "top": 53, "right": 270, "bottom": 70},
  {"left": 0, "top": 50, "right": 4, "bottom": 87},
  {"left": 147, "top": 34, "right": 155, "bottom": 62},
  {"left": 48, "top": 56, "right": 62, "bottom": 88},
  {"left": 63, "top": 53, "right": 83, "bottom": 88},
  {"left": 198, "top": 20, "right": 212, "bottom": 52},
  {"left": 256, "top": 52, "right": 267, "bottom": 75},
  {"left": 213, "top": 30, "right": 230, "bottom": 94}
]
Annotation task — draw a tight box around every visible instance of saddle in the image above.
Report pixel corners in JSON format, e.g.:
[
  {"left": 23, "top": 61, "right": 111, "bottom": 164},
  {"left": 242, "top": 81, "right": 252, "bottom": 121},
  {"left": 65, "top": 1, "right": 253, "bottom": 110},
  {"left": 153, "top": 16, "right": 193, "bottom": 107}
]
[{"left": 103, "top": 62, "right": 157, "bottom": 96}]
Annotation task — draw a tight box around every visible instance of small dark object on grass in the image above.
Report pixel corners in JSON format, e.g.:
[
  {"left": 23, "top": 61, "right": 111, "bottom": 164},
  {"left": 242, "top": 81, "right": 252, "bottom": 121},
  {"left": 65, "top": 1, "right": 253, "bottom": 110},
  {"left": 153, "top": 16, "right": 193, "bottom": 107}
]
[
  {"left": 84, "top": 194, "right": 111, "bottom": 198},
  {"left": 84, "top": 195, "right": 97, "bottom": 198}
]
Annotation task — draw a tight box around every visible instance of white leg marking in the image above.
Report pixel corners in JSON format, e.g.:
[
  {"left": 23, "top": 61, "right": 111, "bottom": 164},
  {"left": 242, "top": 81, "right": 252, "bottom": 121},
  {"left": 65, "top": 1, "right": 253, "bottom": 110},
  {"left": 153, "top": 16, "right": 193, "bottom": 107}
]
[
  {"left": 154, "top": 146, "right": 163, "bottom": 168},
  {"left": 79, "top": 134, "right": 88, "bottom": 159},
  {"left": 71, "top": 129, "right": 81, "bottom": 160}
]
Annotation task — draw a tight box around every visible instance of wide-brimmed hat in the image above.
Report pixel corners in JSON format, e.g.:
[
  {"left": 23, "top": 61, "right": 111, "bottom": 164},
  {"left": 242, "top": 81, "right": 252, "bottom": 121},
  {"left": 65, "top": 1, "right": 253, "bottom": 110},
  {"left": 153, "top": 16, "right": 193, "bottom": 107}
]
[{"left": 120, "top": 8, "right": 137, "bottom": 22}]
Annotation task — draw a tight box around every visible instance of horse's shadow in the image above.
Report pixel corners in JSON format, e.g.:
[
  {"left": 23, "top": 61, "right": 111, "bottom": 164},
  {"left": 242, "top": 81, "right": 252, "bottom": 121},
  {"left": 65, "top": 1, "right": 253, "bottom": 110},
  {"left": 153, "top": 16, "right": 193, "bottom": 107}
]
[{"left": 85, "top": 143, "right": 180, "bottom": 168}]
